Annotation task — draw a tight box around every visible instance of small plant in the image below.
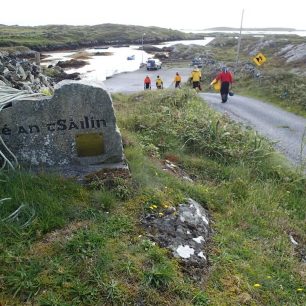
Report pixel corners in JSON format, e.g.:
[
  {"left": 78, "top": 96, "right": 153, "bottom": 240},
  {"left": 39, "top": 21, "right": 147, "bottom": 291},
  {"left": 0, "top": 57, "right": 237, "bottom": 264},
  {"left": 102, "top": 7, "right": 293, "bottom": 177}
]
[
  {"left": 69, "top": 279, "right": 98, "bottom": 304},
  {"left": 120, "top": 259, "right": 136, "bottom": 277},
  {"left": 90, "top": 189, "right": 115, "bottom": 211},
  {"left": 105, "top": 279, "right": 122, "bottom": 303},
  {"left": 192, "top": 291, "right": 210, "bottom": 306},
  {"left": 38, "top": 292, "right": 70, "bottom": 306},
  {"left": 140, "top": 238, "right": 156, "bottom": 251},
  {"left": 112, "top": 177, "right": 133, "bottom": 200},
  {"left": 143, "top": 263, "right": 176, "bottom": 289},
  {"left": 65, "top": 229, "right": 104, "bottom": 259},
  {"left": 89, "top": 176, "right": 133, "bottom": 200},
  {"left": 5, "top": 262, "right": 41, "bottom": 300}
]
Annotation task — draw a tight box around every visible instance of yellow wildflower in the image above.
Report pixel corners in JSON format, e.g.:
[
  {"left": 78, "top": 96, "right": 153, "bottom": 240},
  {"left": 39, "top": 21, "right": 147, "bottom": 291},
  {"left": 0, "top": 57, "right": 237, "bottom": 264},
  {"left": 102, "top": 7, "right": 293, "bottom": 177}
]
[
  {"left": 253, "top": 284, "right": 261, "bottom": 288},
  {"left": 296, "top": 288, "right": 304, "bottom": 292}
]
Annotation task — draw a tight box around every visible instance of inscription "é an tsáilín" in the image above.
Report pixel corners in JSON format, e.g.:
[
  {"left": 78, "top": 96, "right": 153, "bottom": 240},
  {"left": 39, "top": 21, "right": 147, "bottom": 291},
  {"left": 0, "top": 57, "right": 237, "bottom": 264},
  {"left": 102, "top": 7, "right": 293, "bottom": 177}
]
[{"left": 1, "top": 116, "right": 107, "bottom": 136}]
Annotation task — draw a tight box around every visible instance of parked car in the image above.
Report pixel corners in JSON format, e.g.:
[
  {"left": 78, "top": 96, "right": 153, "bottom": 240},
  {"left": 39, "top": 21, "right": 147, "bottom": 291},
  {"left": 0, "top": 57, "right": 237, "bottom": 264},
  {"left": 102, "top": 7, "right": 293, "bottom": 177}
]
[
  {"left": 146, "top": 58, "right": 162, "bottom": 70},
  {"left": 191, "top": 58, "right": 203, "bottom": 68}
]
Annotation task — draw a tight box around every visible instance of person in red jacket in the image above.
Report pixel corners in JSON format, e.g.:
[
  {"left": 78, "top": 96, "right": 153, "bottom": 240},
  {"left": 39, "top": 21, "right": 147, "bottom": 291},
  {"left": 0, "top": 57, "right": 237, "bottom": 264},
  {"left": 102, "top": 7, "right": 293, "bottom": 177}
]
[
  {"left": 215, "top": 67, "right": 233, "bottom": 103},
  {"left": 144, "top": 75, "right": 151, "bottom": 90}
]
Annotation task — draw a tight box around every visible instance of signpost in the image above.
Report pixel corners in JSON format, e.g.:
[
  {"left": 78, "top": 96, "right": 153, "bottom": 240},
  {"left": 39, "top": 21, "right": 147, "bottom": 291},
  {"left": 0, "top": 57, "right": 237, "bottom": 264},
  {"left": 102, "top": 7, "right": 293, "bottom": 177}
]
[
  {"left": 235, "top": 9, "right": 244, "bottom": 68},
  {"left": 253, "top": 52, "right": 267, "bottom": 66}
]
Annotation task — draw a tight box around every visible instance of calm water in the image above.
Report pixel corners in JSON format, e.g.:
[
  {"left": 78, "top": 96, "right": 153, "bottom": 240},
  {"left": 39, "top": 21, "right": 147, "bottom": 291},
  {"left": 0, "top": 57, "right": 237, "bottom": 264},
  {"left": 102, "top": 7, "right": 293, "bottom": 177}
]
[
  {"left": 182, "top": 29, "right": 306, "bottom": 37},
  {"left": 153, "top": 37, "right": 215, "bottom": 48},
  {"left": 43, "top": 47, "right": 152, "bottom": 81},
  {"left": 42, "top": 39, "right": 212, "bottom": 81}
]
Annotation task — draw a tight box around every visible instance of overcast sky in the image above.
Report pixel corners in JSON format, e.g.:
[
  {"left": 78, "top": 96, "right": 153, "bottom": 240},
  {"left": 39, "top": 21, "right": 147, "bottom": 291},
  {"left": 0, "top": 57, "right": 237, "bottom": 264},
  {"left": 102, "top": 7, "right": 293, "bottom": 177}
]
[{"left": 2, "top": 0, "right": 305, "bottom": 30}]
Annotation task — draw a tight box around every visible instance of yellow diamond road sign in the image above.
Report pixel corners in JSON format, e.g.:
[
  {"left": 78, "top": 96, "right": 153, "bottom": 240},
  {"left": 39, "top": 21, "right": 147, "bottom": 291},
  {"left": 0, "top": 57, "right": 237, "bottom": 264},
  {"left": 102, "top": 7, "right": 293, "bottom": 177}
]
[{"left": 253, "top": 52, "right": 267, "bottom": 66}]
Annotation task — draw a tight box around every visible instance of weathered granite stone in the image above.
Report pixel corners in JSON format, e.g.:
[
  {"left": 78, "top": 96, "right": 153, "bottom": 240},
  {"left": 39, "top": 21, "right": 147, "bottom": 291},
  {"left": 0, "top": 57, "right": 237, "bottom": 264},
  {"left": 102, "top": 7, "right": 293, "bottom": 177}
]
[
  {"left": 142, "top": 198, "right": 211, "bottom": 276},
  {"left": 0, "top": 80, "right": 123, "bottom": 167}
]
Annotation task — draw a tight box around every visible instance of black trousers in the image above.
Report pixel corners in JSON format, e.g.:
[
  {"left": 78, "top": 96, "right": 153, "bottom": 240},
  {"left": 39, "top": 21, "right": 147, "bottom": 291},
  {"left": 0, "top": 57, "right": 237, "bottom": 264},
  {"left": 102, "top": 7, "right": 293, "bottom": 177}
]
[{"left": 220, "top": 82, "right": 230, "bottom": 95}]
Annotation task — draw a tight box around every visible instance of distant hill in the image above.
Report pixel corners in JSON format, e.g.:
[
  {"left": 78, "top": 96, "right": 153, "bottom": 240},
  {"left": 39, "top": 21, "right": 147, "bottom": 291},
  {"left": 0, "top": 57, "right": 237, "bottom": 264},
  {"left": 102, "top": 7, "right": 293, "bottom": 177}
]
[
  {"left": 0, "top": 23, "right": 202, "bottom": 51},
  {"left": 203, "top": 27, "right": 297, "bottom": 31}
]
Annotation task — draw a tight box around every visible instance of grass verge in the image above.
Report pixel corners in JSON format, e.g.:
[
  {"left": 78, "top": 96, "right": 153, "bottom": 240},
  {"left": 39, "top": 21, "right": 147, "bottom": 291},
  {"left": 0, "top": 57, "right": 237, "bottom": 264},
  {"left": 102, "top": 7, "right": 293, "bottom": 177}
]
[{"left": 0, "top": 89, "right": 305, "bottom": 305}]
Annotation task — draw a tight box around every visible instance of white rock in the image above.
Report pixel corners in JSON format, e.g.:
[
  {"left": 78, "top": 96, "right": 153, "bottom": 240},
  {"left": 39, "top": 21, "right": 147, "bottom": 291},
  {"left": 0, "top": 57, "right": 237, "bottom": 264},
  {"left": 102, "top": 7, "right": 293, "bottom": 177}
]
[
  {"left": 197, "top": 251, "right": 206, "bottom": 260},
  {"left": 193, "top": 236, "right": 205, "bottom": 244},
  {"left": 176, "top": 245, "right": 194, "bottom": 259}
]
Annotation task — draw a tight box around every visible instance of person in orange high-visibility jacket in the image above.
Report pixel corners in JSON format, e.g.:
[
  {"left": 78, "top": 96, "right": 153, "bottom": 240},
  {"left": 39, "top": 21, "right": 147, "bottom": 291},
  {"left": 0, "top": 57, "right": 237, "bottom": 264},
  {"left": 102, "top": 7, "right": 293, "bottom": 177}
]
[
  {"left": 144, "top": 75, "right": 151, "bottom": 90},
  {"left": 174, "top": 72, "right": 182, "bottom": 88},
  {"left": 190, "top": 66, "right": 202, "bottom": 91}
]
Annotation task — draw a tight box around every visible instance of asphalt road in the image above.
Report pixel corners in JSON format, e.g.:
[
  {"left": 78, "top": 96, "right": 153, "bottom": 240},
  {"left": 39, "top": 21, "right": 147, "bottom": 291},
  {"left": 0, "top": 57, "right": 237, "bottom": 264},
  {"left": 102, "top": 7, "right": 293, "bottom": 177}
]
[
  {"left": 104, "top": 68, "right": 306, "bottom": 167},
  {"left": 200, "top": 93, "right": 306, "bottom": 166},
  {"left": 104, "top": 66, "right": 192, "bottom": 92}
]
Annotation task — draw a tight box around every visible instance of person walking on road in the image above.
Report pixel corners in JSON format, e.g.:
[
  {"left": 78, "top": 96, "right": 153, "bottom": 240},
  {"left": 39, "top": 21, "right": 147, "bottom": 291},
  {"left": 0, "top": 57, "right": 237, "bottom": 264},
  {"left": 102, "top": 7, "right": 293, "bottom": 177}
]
[
  {"left": 155, "top": 75, "right": 163, "bottom": 89},
  {"left": 213, "top": 66, "right": 233, "bottom": 103},
  {"left": 144, "top": 75, "right": 151, "bottom": 90},
  {"left": 174, "top": 72, "right": 182, "bottom": 88},
  {"left": 190, "top": 65, "right": 202, "bottom": 91}
]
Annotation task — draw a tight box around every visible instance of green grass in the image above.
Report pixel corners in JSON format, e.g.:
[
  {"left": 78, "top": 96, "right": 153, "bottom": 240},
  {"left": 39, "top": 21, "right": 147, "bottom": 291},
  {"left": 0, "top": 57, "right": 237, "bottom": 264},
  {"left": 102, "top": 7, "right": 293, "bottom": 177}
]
[
  {"left": 115, "top": 90, "right": 306, "bottom": 305},
  {"left": 0, "top": 89, "right": 305, "bottom": 305}
]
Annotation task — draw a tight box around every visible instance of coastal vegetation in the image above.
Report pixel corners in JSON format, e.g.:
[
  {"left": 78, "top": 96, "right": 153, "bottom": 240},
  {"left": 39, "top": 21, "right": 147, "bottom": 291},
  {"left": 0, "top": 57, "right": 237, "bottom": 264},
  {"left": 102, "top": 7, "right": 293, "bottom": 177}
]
[
  {"left": 0, "top": 23, "right": 201, "bottom": 51},
  {"left": 0, "top": 89, "right": 305, "bottom": 305}
]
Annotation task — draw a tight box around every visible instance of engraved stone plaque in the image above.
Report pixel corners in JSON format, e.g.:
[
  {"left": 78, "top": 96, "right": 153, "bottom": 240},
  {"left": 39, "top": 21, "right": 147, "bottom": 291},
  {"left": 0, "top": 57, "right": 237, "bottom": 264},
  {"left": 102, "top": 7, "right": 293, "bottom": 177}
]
[{"left": 0, "top": 80, "right": 123, "bottom": 167}]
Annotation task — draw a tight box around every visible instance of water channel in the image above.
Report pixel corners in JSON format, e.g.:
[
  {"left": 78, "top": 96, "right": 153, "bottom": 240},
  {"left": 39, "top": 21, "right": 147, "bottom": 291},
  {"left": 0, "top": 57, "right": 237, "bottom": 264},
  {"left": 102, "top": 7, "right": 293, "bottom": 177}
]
[{"left": 42, "top": 38, "right": 214, "bottom": 82}]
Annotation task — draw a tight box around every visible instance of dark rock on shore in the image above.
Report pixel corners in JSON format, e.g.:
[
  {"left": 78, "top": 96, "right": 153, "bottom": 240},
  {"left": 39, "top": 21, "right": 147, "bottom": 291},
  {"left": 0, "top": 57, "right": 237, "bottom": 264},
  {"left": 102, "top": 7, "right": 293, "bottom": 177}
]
[
  {"left": 52, "top": 71, "right": 81, "bottom": 83},
  {"left": 93, "top": 51, "right": 114, "bottom": 56},
  {"left": 56, "top": 59, "right": 88, "bottom": 69},
  {"left": 142, "top": 45, "right": 162, "bottom": 52}
]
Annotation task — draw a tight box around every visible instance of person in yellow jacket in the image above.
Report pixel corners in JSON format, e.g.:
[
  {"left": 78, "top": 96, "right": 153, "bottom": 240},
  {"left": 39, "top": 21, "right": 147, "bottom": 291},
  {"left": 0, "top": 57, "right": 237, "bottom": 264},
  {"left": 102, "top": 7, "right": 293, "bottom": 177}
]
[
  {"left": 174, "top": 72, "right": 182, "bottom": 88},
  {"left": 190, "top": 65, "right": 202, "bottom": 91},
  {"left": 155, "top": 75, "right": 163, "bottom": 89}
]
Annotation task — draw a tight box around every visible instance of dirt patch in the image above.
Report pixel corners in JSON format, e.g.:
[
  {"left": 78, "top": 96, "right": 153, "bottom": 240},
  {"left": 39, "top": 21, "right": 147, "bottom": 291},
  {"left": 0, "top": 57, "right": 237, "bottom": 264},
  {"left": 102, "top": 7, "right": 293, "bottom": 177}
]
[
  {"left": 29, "top": 220, "right": 91, "bottom": 256},
  {"left": 85, "top": 167, "right": 131, "bottom": 185}
]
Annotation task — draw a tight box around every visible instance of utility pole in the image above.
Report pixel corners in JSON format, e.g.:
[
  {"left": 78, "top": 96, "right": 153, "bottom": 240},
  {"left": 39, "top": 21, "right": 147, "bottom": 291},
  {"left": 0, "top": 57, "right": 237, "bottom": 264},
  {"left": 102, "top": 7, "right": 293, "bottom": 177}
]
[
  {"left": 235, "top": 9, "right": 244, "bottom": 69},
  {"left": 141, "top": 33, "right": 146, "bottom": 65},
  {"left": 35, "top": 52, "right": 40, "bottom": 66}
]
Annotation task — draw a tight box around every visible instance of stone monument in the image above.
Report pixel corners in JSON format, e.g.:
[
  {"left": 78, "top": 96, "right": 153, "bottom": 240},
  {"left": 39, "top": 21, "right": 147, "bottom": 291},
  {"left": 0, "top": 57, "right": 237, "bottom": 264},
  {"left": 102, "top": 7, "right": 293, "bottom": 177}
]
[{"left": 0, "top": 80, "right": 124, "bottom": 174}]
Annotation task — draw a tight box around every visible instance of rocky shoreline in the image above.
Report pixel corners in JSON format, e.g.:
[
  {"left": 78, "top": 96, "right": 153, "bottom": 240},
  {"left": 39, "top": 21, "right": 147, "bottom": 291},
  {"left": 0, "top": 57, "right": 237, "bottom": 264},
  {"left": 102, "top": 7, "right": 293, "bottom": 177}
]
[{"left": 0, "top": 50, "right": 82, "bottom": 93}]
